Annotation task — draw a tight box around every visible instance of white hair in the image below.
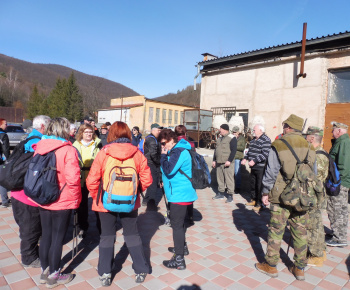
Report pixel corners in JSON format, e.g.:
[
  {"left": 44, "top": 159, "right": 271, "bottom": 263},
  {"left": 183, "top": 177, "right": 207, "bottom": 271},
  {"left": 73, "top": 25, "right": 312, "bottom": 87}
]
[
  {"left": 33, "top": 115, "right": 51, "bottom": 130},
  {"left": 254, "top": 124, "right": 265, "bottom": 133},
  {"left": 70, "top": 123, "right": 76, "bottom": 130}
]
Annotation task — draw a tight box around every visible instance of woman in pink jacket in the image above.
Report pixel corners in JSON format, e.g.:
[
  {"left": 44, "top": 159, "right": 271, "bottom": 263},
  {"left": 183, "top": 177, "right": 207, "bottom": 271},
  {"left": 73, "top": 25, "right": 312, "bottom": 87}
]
[{"left": 32, "top": 118, "right": 81, "bottom": 288}]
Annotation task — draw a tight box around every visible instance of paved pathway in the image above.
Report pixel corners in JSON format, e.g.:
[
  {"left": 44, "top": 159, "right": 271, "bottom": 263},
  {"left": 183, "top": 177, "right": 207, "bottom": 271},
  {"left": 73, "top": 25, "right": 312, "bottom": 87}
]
[{"left": 0, "top": 188, "right": 350, "bottom": 289}]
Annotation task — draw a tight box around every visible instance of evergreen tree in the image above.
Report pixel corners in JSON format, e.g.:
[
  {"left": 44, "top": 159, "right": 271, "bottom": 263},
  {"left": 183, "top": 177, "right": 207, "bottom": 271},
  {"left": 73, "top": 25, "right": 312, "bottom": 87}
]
[
  {"left": 66, "top": 72, "right": 83, "bottom": 122},
  {"left": 27, "top": 85, "right": 45, "bottom": 119},
  {"left": 46, "top": 78, "right": 68, "bottom": 118}
]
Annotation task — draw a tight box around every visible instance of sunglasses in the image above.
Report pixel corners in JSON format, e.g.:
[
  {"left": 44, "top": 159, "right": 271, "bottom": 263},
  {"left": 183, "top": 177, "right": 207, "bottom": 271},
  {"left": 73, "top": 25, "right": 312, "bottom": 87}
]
[{"left": 160, "top": 142, "right": 166, "bottom": 146}]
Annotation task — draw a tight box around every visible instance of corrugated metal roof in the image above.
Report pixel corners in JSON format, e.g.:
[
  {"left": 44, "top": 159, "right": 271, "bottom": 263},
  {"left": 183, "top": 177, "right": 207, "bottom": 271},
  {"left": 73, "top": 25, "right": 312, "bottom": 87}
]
[{"left": 198, "top": 31, "right": 350, "bottom": 69}]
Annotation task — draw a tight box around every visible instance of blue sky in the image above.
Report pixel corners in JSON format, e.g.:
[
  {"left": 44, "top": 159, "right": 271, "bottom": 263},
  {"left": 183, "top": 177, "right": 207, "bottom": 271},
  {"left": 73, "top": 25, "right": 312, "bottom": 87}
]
[{"left": 1, "top": 1, "right": 349, "bottom": 99}]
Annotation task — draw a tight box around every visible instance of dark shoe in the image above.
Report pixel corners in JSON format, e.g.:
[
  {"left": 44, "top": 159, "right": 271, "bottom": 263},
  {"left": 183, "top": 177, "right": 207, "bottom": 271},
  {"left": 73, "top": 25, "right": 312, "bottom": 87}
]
[
  {"left": 255, "top": 262, "right": 278, "bottom": 278},
  {"left": 326, "top": 237, "right": 348, "bottom": 247},
  {"left": 212, "top": 193, "right": 224, "bottom": 200},
  {"left": 1, "top": 202, "right": 11, "bottom": 208},
  {"left": 163, "top": 254, "right": 186, "bottom": 270},
  {"left": 225, "top": 195, "right": 233, "bottom": 203},
  {"left": 289, "top": 265, "right": 305, "bottom": 281},
  {"left": 325, "top": 233, "right": 333, "bottom": 240},
  {"left": 168, "top": 243, "right": 189, "bottom": 256},
  {"left": 99, "top": 273, "right": 111, "bottom": 287},
  {"left": 46, "top": 271, "right": 73, "bottom": 288},
  {"left": 135, "top": 273, "right": 147, "bottom": 283},
  {"left": 40, "top": 267, "right": 49, "bottom": 284},
  {"left": 22, "top": 257, "right": 41, "bottom": 268}
]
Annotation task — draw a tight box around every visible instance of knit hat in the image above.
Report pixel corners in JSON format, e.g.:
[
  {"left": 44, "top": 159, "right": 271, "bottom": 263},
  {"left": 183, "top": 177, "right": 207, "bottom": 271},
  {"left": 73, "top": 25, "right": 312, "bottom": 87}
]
[
  {"left": 151, "top": 123, "right": 160, "bottom": 129},
  {"left": 232, "top": 126, "right": 240, "bottom": 133},
  {"left": 282, "top": 114, "right": 304, "bottom": 131},
  {"left": 220, "top": 124, "right": 229, "bottom": 131},
  {"left": 306, "top": 126, "right": 323, "bottom": 136},
  {"left": 331, "top": 121, "right": 348, "bottom": 130}
]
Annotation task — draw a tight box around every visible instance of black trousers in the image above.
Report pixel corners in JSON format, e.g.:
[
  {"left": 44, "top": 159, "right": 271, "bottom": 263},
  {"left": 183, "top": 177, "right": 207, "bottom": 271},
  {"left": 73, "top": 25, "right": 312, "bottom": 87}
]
[
  {"left": 143, "top": 164, "right": 159, "bottom": 203},
  {"left": 12, "top": 198, "right": 41, "bottom": 265},
  {"left": 77, "top": 184, "right": 89, "bottom": 231},
  {"left": 169, "top": 203, "right": 188, "bottom": 256},
  {"left": 250, "top": 168, "right": 264, "bottom": 206},
  {"left": 39, "top": 208, "right": 72, "bottom": 273},
  {"left": 98, "top": 210, "right": 149, "bottom": 275}
]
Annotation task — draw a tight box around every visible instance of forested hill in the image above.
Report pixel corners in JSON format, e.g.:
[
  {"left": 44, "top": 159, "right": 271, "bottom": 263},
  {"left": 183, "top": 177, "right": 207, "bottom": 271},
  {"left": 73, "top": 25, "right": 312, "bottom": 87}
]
[
  {"left": 153, "top": 84, "right": 201, "bottom": 108},
  {"left": 0, "top": 53, "right": 139, "bottom": 110}
]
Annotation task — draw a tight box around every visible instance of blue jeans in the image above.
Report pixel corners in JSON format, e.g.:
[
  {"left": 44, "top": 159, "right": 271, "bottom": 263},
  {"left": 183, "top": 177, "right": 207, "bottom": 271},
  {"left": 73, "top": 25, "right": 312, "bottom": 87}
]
[
  {"left": 234, "top": 159, "right": 242, "bottom": 189},
  {"left": 0, "top": 185, "right": 9, "bottom": 205}
]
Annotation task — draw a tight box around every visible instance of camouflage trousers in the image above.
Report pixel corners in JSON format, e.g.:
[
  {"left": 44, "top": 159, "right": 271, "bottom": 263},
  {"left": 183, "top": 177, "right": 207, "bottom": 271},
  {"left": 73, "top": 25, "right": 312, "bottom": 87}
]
[
  {"left": 327, "top": 185, "right": 349, "bottom": 243},
  {"left": 306, "top": 205, "right": 326, "bottom": 257},
  {"left": 265, "top": 203, "right": 307, "bottom": 269}
]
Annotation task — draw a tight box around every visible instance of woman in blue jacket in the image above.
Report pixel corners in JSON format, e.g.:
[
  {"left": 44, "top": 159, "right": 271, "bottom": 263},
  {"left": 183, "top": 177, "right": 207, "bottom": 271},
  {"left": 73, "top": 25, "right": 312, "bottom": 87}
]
[{"left": 159, "top": 129, "right": 197, "bottom": 270}]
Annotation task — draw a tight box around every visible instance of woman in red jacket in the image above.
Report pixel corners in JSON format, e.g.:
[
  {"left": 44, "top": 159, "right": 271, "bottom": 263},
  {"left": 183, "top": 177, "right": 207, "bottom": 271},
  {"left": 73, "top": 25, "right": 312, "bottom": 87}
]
[
  {"left": 86, "top": 121, "right": 152, "bottom": 287},
  {"left": 32, "top": 118, "right": 81, "bottom": 288}
]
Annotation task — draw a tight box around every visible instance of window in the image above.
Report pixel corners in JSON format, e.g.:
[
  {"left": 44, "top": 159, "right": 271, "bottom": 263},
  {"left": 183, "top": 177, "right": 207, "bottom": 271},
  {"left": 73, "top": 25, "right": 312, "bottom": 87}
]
[
  {"left": 328, "top": 69, "right": 350, "bottom": 103},
  {"left": 156, "top": 108, "right": 160, "bottom": 123},
  {"left": 168, "top": 110, "right": 173, "bottom": 124},
  {"left": 148, "top": 107, "right": 154, "bottom": 123},
  {"left": 174, "top": 110, "right": 178, "bottom": 124},
  {"left": 162, "top": 109, "right": 167, "bottom": 123},
  {"left": 180, "top": 111, "right": 184, "bottom": 125}
]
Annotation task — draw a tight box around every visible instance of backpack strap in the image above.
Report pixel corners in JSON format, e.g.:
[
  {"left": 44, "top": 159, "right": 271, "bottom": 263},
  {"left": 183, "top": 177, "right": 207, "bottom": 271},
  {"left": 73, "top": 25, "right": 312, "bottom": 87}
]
[
  {"left": 178, "top": 149, "right": 192, "bottom": 182},
  {"left": 316, "top": 150, "right": 328, "bottom": 157},
  {"left": 279, "top": 139, "right": 302, "bottom": 164}
]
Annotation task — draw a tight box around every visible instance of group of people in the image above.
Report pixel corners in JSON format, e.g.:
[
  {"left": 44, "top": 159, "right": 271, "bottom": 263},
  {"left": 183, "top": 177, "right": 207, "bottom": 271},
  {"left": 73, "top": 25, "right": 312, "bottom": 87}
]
[
  {"left": 0, "top": 116, "right": 198, "bottom": 288},
  {"left": 211, "top": 113, "right": 350, "bottom": 281}
]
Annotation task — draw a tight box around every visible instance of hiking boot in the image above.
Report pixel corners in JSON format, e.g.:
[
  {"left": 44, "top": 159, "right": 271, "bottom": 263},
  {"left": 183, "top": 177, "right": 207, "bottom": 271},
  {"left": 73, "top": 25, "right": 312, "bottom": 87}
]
[
  {"left": 255, "top": 262, "right": 278, "bottom": 278},
  {"left": 46, "top": 271, "right": 73, "bottom": 288},
  {"left": 40, "top": 267, "right": 49, "bottom": 284},
  {"left": 289, "top": 265, "right": 305, "bottom": 281},
  {"left": 212, "top": 193, "right": 224, "bottom": 200},
  {"left": 22, "top": 257, "right": 41, "bottom": 268},
  {"left": 246, "top": 200, "right": 256, "bottom": 206},
  {"left": 168, "top": 243, "right": 189, "bottom": 256},
  {"left": 225, "top": 195, "right": 233, "bottom": 203},
  {"left": 99, "top": 273, "right": 111, "bottom": 287},
  {"left": 322, "top": 251, "right": 327, "bottom": 262},
  {"left": 326, "top": 237, "right": 348, "bottom": 247},
  {"left": 307, "top": 256, "right": 323, "bottom": 267},
  {"left": 135, "top": 273, "right": 147, "bottom": 283},
  {"left": 163, "top": 254, "right": 186, "bottom": 270}
]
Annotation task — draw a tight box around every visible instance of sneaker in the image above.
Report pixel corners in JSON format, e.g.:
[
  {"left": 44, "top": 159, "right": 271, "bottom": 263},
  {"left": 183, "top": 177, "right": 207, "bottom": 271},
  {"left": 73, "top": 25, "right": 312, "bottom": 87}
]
[
  {"left": 99, "top": 273, "right": 111, "bottom": 287},
  {"left": 163, "top": 254, "right": 186, "bottom": 270},
  {"left": 22, "top": 257, "right": 41, "bottom": 268},
  {"left": 135, "top": 273, "right": 147, "bottom": 283},
  {"left": 225, "top": 196, "right": 233, "bottom": 203},
  {"left": 307, "top": 256, "right": 323, "bottom": 267},
  {"left": 246, "top": 200, "right": 256, "bottom": 206},
  {"left": 212, "top": 193, "right": 224, "bottom": 200},
  {"left": 168, "top": 243, "right": 189, "bottom": 256},
  {"left": 326, "top": 237, "right": 348, "bottom": 247},
  {"left": 255, "top": 262, "right": 278, "bottom": 278},
  {"left": 1, "top": 202, "right": 11, "bottom": 208},
  {"left": 289, "top": 264, "right": 305, "bottom": 281},
  {"left": 40, "top": 267, "right": 49, "bottom": 284},
  {"left": 325, "top": 233, "right": 333, "bottom": 240},
  {"left": 46, "top": 271, "right": 73, "bottom": 288}
]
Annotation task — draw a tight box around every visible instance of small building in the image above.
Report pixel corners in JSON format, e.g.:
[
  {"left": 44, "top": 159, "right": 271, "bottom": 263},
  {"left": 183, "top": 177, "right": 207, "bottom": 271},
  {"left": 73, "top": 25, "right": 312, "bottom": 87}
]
[
  {"left": 98, "top": 95, "right": 195, "bottom": 133},
  {"left": 196, "top": 31, "right": 350, "bottom": 151}
]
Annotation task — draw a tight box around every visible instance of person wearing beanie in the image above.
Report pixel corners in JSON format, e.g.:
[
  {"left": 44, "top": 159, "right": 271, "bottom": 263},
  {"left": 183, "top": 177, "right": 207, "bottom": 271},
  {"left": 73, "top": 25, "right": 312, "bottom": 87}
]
[
  {"left": 255, "top": 114, "right": 315, "bottom": 281},
  {"left": 212, "top": 124, "right": 237, "bottom": 203}
]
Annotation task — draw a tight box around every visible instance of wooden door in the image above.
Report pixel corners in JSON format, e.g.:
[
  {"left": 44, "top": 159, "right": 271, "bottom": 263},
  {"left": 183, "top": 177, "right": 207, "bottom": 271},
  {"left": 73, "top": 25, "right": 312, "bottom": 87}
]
[{"left": 324, "top": 103, "right": 350, "bottom": 152}]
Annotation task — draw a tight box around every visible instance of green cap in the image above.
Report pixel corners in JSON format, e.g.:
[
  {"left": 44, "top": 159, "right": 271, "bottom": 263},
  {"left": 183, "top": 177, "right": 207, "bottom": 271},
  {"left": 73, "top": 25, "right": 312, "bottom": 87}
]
[
  {"left": 306, "top": 126, "right": 323, "bottom": 136},
  {"left": 151, "top": 123, "right": 160, "bottom": 129},
  {"left": 232, "top": 126, "right": 240, "bottom": 133},
  {"left": 282, "top": 114, "right": 304, "bottom": 131}
]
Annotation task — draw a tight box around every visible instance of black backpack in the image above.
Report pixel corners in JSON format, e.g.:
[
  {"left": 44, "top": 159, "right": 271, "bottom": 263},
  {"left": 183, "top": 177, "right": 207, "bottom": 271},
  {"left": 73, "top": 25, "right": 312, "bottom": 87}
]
[
  {"left": 316, "top": 150, "right": 341, "bottom": 196},
  {"left": 0, "top": 136, "right": 40, "bottom": 190},
  {"left": 179, "top": 149, "right": 211, "bottom": 190},
  {"left": 24, "top": 149, "right": 66, "bottom": 205}
]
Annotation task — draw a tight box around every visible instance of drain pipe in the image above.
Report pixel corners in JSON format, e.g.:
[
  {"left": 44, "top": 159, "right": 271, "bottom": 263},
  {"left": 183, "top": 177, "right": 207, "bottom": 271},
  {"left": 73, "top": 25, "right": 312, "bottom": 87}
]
[{"left": 194, "top": 64, "right": 201, "bottom": 90}]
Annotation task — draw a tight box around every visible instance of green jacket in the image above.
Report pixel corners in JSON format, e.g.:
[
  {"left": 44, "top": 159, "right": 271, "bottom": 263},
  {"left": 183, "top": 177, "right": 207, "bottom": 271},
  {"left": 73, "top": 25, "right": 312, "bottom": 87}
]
[
  {"left": 329, "top": 133, "right": 350, "bottom": 188},
  {"left": 234, "top": 135, "right": 246, "bottom": 160}
]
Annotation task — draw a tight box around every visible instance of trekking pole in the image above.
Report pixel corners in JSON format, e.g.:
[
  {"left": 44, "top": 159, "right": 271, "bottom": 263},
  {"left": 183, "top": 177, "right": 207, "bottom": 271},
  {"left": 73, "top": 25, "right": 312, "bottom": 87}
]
[
  {"left": 72, "top": 210, "right": 78, "bottom": 259},
  {"left": 162, "top": 187, "right": 171, "bottom": 226}
]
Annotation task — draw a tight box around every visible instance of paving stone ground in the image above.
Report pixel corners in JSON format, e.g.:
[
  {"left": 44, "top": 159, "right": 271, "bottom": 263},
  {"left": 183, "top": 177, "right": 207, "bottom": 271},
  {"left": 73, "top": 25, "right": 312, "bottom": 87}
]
[{"left": 0, "top": 186, "right": 350, "bottom": 289}]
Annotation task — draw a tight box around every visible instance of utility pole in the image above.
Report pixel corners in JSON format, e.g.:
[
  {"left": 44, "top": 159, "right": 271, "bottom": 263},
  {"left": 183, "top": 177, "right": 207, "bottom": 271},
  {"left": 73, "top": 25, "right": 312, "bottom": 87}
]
[{"left": 120, "top": 93, "right": 123, "bottom": 121}]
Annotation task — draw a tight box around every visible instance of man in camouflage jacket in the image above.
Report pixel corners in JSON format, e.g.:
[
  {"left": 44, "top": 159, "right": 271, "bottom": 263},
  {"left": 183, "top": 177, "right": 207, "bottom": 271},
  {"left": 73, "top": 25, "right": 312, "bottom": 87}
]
[
  {"left": 305, "top": 126, "right": 329, "bottom": 267},
  {"left": 255, "top": 114, "right": 316, "bottom": 281}
]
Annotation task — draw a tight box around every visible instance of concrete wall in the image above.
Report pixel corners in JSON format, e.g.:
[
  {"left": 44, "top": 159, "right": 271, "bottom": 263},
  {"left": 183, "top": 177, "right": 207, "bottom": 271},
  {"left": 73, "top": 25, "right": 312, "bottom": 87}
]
[{"left": 200, "top": 51, "right": 350, "bottom": 140}]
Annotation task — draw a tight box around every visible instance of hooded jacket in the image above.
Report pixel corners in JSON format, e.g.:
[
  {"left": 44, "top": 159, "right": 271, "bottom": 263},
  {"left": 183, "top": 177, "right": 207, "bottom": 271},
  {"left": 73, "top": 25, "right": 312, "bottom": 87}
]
[
  {"left": 330, "top": 133, "right": 350, "bottom": 188},
  {"left": 86, "top": 140, "right": 153, "bottom": 212},
  {"left": 30, "top": 135, "right": 81, "bottom": 210},
  {"left": 160, "top": 139, "right": 198, "bottom": 203}
]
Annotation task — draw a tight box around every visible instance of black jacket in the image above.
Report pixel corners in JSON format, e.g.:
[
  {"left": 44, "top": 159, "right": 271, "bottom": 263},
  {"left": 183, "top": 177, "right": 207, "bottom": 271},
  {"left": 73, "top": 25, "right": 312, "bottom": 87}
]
[
  {"left": 131, "top": 133, "right": 142, "bottom": 147},
  {"left": 0, "top": 129, "right": 10, "bottom": 164},
  {"left": 100, "top": 133, "right": 108, "bottom": 147},
  {"left": 144, "top": 134, "right": 160, "bottom": 167}
]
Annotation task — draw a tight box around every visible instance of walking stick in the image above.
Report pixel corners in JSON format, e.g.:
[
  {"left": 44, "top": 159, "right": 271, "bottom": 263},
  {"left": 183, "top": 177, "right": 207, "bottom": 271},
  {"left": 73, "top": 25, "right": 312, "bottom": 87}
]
[
  {"left": 72, "top": 210, "right": 78, "bottom": 259},
  {"left": 162, "top": 188, "right": 171, "bottom": 226}
]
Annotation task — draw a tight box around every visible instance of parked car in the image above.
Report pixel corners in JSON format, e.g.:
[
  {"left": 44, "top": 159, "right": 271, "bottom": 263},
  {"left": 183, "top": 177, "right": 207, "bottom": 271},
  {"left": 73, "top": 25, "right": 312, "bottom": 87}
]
[{"left": 6, "top": 124, "right": 28, "bottom": 148}]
